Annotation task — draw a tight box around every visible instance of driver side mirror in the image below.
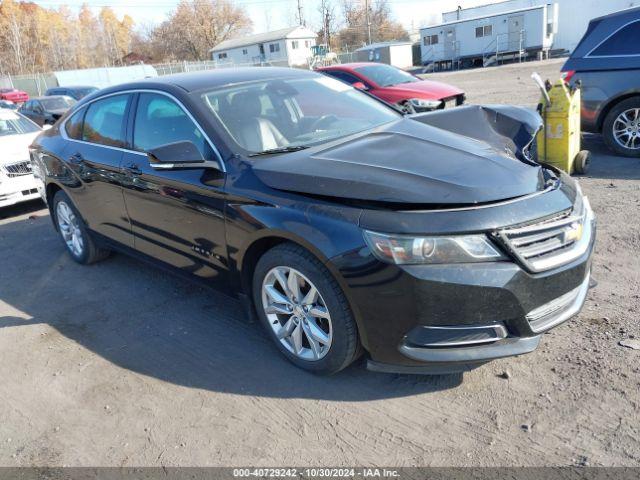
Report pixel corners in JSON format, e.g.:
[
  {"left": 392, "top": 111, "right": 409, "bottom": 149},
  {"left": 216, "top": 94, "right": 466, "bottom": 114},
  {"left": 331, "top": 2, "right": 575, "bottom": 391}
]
[
  {"left": 352, "top": 81, "right": 368, "bottom": 90},
  {"left": 147, "top": 141, "right": 221, "bottom": 171}
]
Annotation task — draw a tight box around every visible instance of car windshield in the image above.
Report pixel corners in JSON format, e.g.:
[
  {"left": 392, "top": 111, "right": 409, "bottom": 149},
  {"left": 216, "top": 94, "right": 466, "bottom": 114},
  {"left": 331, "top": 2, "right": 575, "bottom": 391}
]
[
  {"left": 354, "top": 64, "right": 419, "bottom": 87},
  {"left": 0, "top": 88, "right": 17, "bottom": 93},
  {"left": 201, "top": 75, "right": 399, "bottom": 154},
  {"left": 41, "top": 97, "right": 76, "bottom": 110},
  {"left": 0, "top": 113, "right": 40, "bottom": 136},
  {"left": 72, "top": 88, "right": 98, "bottom": 99}
]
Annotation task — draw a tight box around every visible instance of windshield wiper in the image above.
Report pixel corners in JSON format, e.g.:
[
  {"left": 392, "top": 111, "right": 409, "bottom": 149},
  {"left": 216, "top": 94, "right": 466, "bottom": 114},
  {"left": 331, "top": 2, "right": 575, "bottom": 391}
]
[{"left": 249, "top": 145, "right": 309, "bottom": 157}]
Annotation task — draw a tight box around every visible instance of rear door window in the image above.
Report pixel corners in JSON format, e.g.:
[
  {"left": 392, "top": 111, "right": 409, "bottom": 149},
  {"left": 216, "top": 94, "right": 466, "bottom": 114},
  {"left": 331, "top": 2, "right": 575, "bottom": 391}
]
[
  {"left": 590, "top": 20, "right": 640, "bottom": 56},
  {"left": 82, "top": 94, "right": 131, "bottom": 147},
  {"left": 133, "top": 93, "right": 208, "bottom": 156}
]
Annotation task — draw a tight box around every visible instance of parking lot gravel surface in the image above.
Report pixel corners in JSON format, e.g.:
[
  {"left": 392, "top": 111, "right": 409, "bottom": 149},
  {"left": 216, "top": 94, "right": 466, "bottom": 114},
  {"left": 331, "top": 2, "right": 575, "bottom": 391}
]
[{"left": 0, "top": 59, "right": 639, "bottom": 467}]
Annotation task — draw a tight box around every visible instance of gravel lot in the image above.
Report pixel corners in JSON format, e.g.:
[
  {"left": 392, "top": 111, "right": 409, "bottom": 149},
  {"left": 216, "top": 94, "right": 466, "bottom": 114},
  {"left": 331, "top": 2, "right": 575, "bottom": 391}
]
[{"left": 1, "top": 59, "right": 639, "bottom": 467}]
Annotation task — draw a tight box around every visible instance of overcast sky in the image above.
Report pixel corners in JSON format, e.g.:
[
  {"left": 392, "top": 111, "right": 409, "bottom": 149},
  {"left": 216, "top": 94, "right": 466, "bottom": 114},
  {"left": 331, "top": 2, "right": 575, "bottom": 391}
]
[{"left": 33, "top": 0, "right": 499, "bottom": 36}]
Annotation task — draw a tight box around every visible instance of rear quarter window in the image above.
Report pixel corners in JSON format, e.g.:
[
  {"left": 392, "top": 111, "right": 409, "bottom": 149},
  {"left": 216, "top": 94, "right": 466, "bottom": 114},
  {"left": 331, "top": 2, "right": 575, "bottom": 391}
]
[
  {"left": 590, "top": 20, "right": 640, "bottom": 56},
  {"left": 65, "top": 108, "right": 85, "bottom": 140}
]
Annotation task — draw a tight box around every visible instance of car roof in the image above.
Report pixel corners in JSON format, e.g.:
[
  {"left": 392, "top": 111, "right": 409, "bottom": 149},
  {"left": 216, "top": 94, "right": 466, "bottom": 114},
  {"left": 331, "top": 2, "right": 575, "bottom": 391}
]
[
  {"left": 31, "top": 95, "right": 71, "bottom": 100},
  {"left": 49, "top": 85, "right": 96, "bottom": 90},
  {"left": 107, "top": 67, "right": 318, "bottom": 94}
]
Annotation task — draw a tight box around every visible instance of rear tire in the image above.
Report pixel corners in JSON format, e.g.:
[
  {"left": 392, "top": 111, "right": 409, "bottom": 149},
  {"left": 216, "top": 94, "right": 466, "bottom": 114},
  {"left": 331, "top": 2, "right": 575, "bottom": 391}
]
[
  {"left": 52, "top": 190, "right": 111, "bottom": 265},
  {"left": 602, "top": 97, "right": 640, "bottom": 157},
  {"left": 252, "top": 243, "right": 360, "bottom": 375}
]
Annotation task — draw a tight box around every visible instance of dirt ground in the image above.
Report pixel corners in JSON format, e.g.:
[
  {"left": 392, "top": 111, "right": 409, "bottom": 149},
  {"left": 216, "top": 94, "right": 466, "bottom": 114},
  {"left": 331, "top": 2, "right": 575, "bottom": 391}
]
[{"left": 1, "top": 59, "right": 639, "bottom": 467}]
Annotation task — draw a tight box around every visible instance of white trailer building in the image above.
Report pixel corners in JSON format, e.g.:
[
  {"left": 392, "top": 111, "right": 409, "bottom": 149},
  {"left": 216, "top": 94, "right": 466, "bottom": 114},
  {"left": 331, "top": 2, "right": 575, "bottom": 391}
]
[
  {"left": 209, "top": 26, "right": 317, "bottom": 67},
  {"left": 420, "top": 4, "right": 558, "bottom": 69},
  {"left": 441, "top": 0, "right": 638, "bottom": 54}
]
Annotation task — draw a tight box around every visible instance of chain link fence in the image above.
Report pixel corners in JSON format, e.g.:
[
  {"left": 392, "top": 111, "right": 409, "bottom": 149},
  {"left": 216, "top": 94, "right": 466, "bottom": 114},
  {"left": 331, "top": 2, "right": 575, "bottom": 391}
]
[{"left": 0, "top": 55, "right": 354, "bottom": 98}]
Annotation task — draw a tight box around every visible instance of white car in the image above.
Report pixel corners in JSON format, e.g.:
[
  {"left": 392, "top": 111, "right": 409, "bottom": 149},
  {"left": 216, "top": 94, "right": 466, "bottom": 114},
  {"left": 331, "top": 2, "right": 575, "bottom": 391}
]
[{"left": 0, "top": 109, "right": 42, "bottom": 208}]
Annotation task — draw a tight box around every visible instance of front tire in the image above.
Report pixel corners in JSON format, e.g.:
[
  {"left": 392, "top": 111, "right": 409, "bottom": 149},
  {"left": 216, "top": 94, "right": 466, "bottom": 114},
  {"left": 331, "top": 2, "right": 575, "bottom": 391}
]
[
  {"left": 252, "top": 243, "right": 360, "bottom": 375},
  {"left": 52, "top": 190, "right": 110, "bottom": 264},
  {"left": 573, "top": 150, "right": 591, "bottom": 174},
  {"left": 602, "top": 97, "right": 640, "bottom": 157}
]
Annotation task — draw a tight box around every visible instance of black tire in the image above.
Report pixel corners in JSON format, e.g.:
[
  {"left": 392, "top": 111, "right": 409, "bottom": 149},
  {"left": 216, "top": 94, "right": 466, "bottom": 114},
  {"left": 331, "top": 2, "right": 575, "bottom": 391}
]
[
  {"left": 252, "top": 242, "right": 360, "bottom": 375},
  {"left": 52, "top": 190, "right": 111, "bottom": 265},
  {"left": 573, "top": 150, "right": 591, "bottom": 175},
  {"left": 602, "top": 97, "right": 640, "bottom": 157}
]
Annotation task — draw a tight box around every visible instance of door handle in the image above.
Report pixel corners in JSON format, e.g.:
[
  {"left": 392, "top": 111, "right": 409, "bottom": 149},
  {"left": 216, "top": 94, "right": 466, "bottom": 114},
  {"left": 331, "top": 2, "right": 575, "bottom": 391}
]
[
  {"left": 68, "top": 152, "right": 84, "bottom": 164},
  {"left": 123, "top": 162, "right": 142, "bottom": 176}
]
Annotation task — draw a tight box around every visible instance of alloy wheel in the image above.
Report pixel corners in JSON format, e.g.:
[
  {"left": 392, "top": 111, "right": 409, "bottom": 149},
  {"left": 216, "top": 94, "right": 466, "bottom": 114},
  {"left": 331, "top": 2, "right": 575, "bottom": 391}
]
[
  {"left": 613, "top": 108, "right": 640, "bottom": 151},
  {"left": 261, "top": 266, "right": 333, "bottom": 361},
  {"left": 56, "top": 201, "right": 84, "bottom": 257}
]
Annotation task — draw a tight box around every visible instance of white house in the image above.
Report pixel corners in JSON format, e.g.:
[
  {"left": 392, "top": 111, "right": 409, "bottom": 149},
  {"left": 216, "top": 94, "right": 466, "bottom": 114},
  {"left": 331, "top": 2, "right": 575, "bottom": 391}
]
[{"left": 209, "top": 26, "right": 317, "bottom": 67}]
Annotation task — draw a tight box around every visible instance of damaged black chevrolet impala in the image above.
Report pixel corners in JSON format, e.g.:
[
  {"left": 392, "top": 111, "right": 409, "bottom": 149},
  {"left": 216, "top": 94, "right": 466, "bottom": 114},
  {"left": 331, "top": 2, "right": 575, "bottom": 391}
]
[{"left": 30, "top": 67, "right": 595, "bottom": 375}]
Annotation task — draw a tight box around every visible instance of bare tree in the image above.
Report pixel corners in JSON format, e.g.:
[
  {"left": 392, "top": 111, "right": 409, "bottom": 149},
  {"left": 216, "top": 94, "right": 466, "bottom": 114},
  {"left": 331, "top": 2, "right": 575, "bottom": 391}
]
[
  {"left": 153, "top": 0, "right": 252, "bottom": 61},
  {"left": 337, "top": 0, "right": 408, "bottom": 50}
]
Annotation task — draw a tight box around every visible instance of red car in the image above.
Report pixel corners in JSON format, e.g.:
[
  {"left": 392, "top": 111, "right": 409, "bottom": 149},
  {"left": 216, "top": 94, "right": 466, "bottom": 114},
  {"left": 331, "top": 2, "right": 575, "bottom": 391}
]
[
  {"left": 0, "top": 87, "right": 29, "bottom": 104},
  {"left": 317, "top": 62, "right": 464, "bottom": 113}
]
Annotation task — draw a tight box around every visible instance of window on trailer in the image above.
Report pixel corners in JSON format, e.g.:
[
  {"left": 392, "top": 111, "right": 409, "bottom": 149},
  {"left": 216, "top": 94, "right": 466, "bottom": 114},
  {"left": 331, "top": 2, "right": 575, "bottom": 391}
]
[{"left": 423, "top": 34, "right": 438, "bottom": 46}]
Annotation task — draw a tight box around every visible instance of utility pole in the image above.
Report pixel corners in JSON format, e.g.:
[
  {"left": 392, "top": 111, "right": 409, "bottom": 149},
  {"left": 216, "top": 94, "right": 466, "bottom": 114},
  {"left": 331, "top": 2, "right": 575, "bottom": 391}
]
[
  {"left": 364, "top": 0, "right": 371, "bottom": 45},
  {"left": 325, "top": 11, "right": 331, "bottom": 47},
  {"left": 297, "top": 0, "right": 304, "bottom": 26}
]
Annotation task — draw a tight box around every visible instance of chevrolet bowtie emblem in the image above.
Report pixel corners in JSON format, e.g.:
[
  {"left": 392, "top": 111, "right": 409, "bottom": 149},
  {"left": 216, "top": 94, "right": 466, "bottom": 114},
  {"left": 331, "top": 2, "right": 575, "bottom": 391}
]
[{"left": 564, "top": 222, "right": 583, "bottom": 243}]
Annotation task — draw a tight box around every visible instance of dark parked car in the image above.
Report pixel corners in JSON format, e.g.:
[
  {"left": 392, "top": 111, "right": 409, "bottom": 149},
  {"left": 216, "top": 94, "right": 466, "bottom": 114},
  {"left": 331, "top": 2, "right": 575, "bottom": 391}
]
[
  {"left": 562, "top": 6, "right": 640, "bottom": 157},
  {"left": 19, "top": 95, "right": 76, "bottom": 126},
  {"left": 317, "top": 62, "right": 464, "bottom": 113},
  {"left": 30, "top": 68, "right": 595, "bottom": 376},
  {"left": 45, "top": 85, "right": 98, "bottom": 101}
]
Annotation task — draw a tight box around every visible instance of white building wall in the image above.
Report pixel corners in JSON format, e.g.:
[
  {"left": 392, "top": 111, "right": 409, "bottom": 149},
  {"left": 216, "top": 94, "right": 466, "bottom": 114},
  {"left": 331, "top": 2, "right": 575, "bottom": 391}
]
[
  {"left": 285, "top": 38, "right": 316, "bottom": 66},
  {"left": 420, "top": 7, "right": 548, "bottom": 61},
  {"left": 442, "top": 0, "right": 638, "bottom": 52},
  {"left": 212, "top": 37, "right": 315, "bottom": 66},
  {"left": 389, "top": 45, "right": 414, "bottom": 68}
]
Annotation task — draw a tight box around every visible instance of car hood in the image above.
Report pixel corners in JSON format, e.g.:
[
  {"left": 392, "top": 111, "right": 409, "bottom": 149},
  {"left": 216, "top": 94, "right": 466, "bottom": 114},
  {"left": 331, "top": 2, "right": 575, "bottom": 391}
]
[
  {"left": 253, "top": 109, "right": 545, "bottom": 207},
  {"left": 0, "top": 132, "right": 40, "bottom": 165},
  {"left": 383, "top": 79, "right": 464, "bottom": 99}
]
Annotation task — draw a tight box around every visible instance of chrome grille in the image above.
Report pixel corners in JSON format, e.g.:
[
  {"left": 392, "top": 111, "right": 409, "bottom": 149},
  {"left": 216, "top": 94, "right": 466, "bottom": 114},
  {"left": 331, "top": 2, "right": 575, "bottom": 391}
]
[
  {"left": 3, "top": 160, "right": 32, "bottom": 177},
  {"left": 496, "top": 196, "right": 594, "bottom": 273}
]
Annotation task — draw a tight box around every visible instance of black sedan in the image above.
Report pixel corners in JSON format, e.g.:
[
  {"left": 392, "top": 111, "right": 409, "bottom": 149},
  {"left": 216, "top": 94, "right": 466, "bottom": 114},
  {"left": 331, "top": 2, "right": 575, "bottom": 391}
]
[
  {"left": 19, "top": 95, "right": 76, "bottom": 127},
  {"left": 30, "top": 68, "right": 595, "bottom": 376}
]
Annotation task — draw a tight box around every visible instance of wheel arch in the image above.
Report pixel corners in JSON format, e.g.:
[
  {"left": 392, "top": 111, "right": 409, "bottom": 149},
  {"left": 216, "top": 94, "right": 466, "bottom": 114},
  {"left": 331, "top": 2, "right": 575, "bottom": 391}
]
[{"left": 45, "top": 182, "right": 64, "bottom": 230}]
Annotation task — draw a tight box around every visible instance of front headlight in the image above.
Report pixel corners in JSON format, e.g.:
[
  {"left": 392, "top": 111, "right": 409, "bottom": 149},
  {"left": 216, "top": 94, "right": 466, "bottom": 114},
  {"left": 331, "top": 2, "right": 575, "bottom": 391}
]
[
  {"left": 363, "top": 230, "right": 507, "bottom": 265},
  {"left": 408, "top": 98, "right": 442, "bottom": 109}
]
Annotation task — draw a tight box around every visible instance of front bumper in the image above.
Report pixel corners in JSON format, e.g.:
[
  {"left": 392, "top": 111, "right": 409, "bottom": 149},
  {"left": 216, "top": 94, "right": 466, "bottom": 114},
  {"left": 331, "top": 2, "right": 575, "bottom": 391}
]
[
  {"left": 0, "top": 174, "right": 40, "bottom": 208},
  {"left": 331, "top": 204, "right": 595, "bottom": 375}
]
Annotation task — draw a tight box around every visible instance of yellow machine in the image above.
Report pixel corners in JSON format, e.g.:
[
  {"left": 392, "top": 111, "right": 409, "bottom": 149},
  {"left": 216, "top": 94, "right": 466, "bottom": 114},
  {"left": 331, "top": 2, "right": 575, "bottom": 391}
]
[{"left": 535, "top": 78, "right": 590, "bottom": 174}]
